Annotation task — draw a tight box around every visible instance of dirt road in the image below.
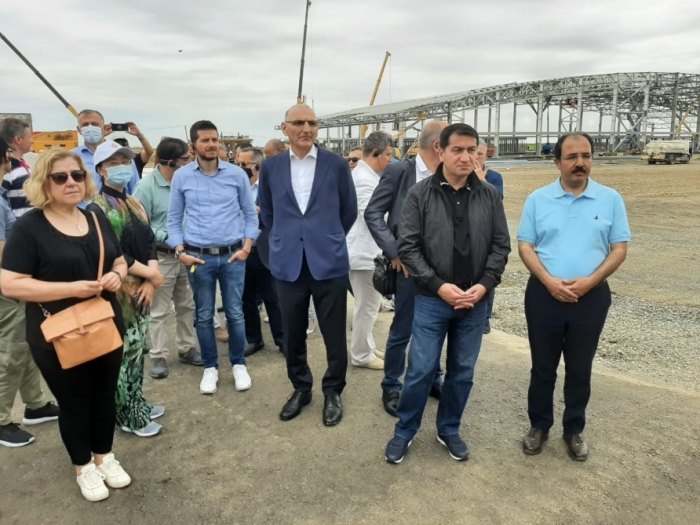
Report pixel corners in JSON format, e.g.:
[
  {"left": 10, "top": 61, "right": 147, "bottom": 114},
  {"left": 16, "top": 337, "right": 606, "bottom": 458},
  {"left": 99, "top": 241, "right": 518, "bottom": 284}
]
[{"left": 1, "top": 159, "right": 698, "bottom": 524}]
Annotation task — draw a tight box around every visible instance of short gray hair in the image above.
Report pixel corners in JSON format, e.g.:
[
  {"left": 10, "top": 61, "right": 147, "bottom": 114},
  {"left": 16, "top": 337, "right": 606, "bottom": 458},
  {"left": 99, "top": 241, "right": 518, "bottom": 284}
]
[
  {"left": 241, "top": 147, "right": 264, "bottom": 163},
  {"left": 362, "top": 132, "right": 392, "bottom": 157},
  {"left": 478, "top": 138, "right": 487, "bottom": 148},
  {"left": 0, "top": 118, "right": 30, "bottom": 145}
]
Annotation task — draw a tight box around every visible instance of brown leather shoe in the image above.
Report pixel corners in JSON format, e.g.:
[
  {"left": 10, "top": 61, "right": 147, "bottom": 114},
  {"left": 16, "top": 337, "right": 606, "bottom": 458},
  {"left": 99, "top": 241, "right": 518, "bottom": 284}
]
[
  {"left": 563, "top": 434, "right": 588, "bottom": 461},
  {"left": 522, "top": 428, "right": 549, "bottom": 455}
]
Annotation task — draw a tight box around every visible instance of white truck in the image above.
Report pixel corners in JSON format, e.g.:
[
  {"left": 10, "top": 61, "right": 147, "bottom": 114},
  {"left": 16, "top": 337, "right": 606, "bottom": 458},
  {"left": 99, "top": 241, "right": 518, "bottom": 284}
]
[{"left": 642, "top": 140, "right": 691, "bottom": 165}]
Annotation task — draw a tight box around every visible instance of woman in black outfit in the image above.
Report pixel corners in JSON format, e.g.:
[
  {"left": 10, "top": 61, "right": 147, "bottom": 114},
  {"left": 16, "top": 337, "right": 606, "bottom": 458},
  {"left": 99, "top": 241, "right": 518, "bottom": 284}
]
[{"left": 1, "top": 149, "right": 131, "bottom": 502}]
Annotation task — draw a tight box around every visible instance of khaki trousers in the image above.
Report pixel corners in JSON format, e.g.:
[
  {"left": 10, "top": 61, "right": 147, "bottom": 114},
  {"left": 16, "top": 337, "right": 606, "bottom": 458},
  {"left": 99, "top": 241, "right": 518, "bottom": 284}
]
[
  {"left": 148, "top": 252, "right": 196, "bottom": 360},
  {"left": 0, "top": 292, "right": 46, "bottom": 426}
]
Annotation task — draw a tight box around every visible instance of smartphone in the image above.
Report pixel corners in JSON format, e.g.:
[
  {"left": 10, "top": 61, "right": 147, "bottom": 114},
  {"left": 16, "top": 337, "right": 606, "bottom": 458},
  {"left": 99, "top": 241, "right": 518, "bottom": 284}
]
[{"left": 111, "top": 123, "right": 129, "bottom": 132}]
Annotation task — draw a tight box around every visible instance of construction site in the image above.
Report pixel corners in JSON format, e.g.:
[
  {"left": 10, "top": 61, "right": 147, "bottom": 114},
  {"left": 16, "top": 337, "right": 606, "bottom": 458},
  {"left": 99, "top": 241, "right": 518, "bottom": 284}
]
[{"left": 317, "top": 70, "right": 700, "bottom": 159}]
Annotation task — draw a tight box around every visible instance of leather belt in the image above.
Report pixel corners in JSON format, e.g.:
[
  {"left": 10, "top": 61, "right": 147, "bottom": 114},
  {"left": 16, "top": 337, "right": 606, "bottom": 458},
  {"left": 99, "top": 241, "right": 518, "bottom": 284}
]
[
  {"left": 185, "top": 242, "right": 243, "bottom": 255},
  {"left": 156, "top": 247, "right": 175, "bottom": 254}
]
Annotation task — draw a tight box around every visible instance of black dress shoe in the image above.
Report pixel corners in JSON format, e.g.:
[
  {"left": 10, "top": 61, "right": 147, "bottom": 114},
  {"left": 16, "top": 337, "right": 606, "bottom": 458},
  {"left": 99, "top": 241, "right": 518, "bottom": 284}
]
[
  {"left": 429, "top": 382, "right": 443, "bottom": 400},
  {"left": 382, "top": 390, "right": 400, "bottom": 417},
  {"left": 323, "top": 394, "right": 343, "bottom": 426},
  {"left": 279, "top": 390, "right": 312, "bottom": 421},
  {"left": 244, "top": 342, "right": 265, "bottom": 357}
]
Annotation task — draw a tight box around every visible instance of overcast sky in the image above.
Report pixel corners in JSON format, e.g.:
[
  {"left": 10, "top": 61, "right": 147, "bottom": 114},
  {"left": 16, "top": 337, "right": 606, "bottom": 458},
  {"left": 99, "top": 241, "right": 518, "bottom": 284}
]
[{"left": 2, "top": 0, "right": 699, "bottom": 146}]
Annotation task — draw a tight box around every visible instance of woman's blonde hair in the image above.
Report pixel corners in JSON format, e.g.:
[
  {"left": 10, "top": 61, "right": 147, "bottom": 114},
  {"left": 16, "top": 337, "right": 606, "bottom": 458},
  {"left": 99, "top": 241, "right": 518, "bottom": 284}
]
[{"left": 24, "top": 149, "right": 97, "bottom": 209}]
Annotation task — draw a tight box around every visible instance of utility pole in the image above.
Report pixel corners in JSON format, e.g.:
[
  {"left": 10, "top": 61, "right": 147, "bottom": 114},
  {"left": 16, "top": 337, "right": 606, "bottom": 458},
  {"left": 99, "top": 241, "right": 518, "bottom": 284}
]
[
  {"left": 297, "top": 1, "right": 312, "bottom": 104},
  {"left": 1, "top": 31, "right": 78, "bottom": 117}
]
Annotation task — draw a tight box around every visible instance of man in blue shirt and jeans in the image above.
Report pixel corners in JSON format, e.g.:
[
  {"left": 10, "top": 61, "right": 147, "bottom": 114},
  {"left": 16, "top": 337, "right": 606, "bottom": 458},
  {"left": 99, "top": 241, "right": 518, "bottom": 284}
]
[
  {"left": 517, "top": 132, "right": 630, "bottom": 461},
  {"left": 167, "top": 121, "right": 259, "bottom": 396}
]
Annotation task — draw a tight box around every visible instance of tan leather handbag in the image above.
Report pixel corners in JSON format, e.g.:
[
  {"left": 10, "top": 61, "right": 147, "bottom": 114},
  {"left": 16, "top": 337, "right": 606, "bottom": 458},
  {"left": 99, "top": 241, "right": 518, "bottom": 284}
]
[{"left": 40, "top": 212, "right": 123, "bottom": 369}]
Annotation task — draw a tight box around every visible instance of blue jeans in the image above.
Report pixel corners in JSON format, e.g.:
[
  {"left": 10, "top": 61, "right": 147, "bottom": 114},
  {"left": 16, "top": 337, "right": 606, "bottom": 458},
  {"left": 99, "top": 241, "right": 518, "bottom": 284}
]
[
  {"left": 395, "top": 295, "right": 487, "bottom": 440},
  {"left": 186, "top": 253, "right": 246, "bottom": 369},
  {"left": 382, "top": 273, "right": 443, "bottom": 393}
]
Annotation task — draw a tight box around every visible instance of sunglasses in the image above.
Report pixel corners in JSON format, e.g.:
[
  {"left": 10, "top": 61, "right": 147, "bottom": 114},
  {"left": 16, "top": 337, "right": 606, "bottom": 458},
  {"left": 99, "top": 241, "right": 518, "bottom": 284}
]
[
  {"left": 48, "top": 170, "right": 87, "bottom": 185},
  {"left": 347, "top": 157, "right": 360, "bottom": 163},
  {"left": 240, "top": 161, "right": 261, "bottom": 170}
]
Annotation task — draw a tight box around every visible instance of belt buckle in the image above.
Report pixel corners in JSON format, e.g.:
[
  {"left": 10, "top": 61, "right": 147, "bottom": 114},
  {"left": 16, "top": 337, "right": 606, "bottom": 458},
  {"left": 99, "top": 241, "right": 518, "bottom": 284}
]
[{"left": 210, "top": 247, "right": 220, "bottom": 255}]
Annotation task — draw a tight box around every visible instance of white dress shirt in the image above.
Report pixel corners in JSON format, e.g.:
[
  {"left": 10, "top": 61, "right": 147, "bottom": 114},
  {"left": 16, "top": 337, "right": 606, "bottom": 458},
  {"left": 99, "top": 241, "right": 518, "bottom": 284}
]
[
  {"left": 415, "top": 153, "right": 433, "bottom": 183},
  {"left": 290, "top": 145, "right": 318, "bottom": 214},
  {"left": 346, "top": 160, "right": 382, "bottom": 270}
]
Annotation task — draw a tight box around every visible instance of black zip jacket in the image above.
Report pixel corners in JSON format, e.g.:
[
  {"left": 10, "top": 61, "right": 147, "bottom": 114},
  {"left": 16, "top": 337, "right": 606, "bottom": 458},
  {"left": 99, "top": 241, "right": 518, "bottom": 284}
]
[{"left": 397, "top": 166, "right": 511, "bottom": 297}]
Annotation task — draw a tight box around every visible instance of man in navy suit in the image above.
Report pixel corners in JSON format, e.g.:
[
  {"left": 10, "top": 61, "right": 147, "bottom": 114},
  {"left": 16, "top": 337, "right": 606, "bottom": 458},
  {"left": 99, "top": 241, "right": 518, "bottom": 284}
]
[{"left": 258, "top": 104, "right": 357, "bottom": 426}]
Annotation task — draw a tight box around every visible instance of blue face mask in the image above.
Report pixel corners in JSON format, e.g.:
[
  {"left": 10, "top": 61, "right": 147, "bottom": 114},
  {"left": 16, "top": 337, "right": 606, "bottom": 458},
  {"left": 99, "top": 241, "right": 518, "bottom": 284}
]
[
  {"left": 81, "top": 125, "right": 103, "bottom": 145},
  {"left": 105, "top": 165, "right": 133, "bottom": 187}
]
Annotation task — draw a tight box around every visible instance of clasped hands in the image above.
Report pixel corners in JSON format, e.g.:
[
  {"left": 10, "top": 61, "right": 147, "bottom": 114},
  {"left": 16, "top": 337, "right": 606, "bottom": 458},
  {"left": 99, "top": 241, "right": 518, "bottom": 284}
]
[
  {"left": 545, "top": 276, "right": 595, "bottom": 303},
  {"left": 438, "top": 283, "right": 487, "bottom": 310}
]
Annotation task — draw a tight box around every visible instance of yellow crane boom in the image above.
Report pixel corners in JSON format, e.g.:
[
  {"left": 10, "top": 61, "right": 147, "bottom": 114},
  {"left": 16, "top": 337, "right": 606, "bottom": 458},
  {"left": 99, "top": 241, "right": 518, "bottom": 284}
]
[{"left": 360, "top": 51, "right": 391, "bottom": 139}]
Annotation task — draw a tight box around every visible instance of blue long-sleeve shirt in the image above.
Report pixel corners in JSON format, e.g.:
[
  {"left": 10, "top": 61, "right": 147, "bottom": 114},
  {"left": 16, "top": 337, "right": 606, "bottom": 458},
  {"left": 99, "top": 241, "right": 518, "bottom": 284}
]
[{"left": 167, "top": 159, "right": 259, "bottom": 249}]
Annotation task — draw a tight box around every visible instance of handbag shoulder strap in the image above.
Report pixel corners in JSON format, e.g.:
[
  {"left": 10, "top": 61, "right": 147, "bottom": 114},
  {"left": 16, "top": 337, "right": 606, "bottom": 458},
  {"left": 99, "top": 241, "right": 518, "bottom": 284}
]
[{"left": 90, "top": 211, "right": 105, "bottom": 281}]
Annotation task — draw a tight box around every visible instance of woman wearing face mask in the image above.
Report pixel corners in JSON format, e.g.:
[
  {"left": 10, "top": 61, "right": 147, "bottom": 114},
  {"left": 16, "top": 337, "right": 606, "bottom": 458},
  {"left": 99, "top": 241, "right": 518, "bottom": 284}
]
[
  {"left": 86, "top": 141, "right": 165, "bottom": 438},
  {"left": 1, "top": 149, "right": 130, "bottom": 501}
]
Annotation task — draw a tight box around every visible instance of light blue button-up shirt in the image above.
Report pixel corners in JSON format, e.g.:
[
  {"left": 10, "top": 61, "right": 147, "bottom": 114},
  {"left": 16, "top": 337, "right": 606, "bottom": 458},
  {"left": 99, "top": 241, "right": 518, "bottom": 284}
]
[
  {"left": 167, "top": 159, "right": 259, "bottom": 249},
  {"left": 517, "top": 177, "right": 631, "bottom": 280},
  {"left": 72, "top": 144, "right": 140, "bottom": 195}
]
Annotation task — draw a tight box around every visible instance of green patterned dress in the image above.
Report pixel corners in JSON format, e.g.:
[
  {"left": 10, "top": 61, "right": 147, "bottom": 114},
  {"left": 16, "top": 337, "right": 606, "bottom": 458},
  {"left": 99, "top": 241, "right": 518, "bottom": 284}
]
[{"left": 88, "top": 184, "right": 157, "bottom": 431}]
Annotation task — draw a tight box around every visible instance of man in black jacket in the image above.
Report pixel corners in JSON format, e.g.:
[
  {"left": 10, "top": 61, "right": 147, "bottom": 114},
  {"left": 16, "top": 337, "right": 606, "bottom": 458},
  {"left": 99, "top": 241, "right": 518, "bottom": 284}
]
[
  {"left": 384, "top": 123, "right": 510, "bottom": 464},
  {"left": 364, "top": 120, "right": 447, "bottom": 416}
]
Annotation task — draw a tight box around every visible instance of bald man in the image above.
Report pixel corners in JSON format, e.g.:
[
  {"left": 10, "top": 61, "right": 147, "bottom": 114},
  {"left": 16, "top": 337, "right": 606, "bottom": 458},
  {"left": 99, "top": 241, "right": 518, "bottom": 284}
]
[
  {"left": 365, "top": 120, "right": 449, "bottom": 416},
  {"left": 264, "top": 139, "right": 287, "bottom": 159},
  {"left": 258, "top": 104, "right": 357, "bottom": 426}
]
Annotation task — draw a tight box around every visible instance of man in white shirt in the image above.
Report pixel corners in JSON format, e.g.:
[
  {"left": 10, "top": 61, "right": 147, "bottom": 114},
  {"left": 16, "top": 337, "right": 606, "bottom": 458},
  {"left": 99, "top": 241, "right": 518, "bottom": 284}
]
[
  {"left": 347, "top": 132, "right": 395, "bottom": 370},
  {"left": 364, "top": 120, "right": 448, "bottom": 416},
  {"left": 258, "top": 104, "right": 357, "bottom": 426}
]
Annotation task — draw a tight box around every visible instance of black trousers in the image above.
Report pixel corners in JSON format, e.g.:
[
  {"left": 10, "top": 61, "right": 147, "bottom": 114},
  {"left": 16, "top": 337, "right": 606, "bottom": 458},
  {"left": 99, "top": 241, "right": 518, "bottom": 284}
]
[
  {"left": 31, "top": 345, "right": 123, "bottom": 466},
  {"left": 276, "top": 255, "right": 348, "bottom": 396},
  {"left": 524, "top": 276, "right": 611, "bottom": 435},
  {"left": 242, "top": 248, "right": 284, "bottom": 348}
]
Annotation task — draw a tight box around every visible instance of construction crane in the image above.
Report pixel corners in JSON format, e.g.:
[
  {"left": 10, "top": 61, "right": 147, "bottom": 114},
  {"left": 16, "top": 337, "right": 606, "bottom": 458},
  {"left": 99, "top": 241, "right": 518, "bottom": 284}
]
[
  {"left": 360, "top": 52, "right": 391, "bottom": 139},
  {"left": 296, "top": 1, "right": 312, "bottom": 104},
  {"left": 675, "top": 97, "right": 700, "bottom": 136},
  {"left": 1, "top": 31, "right": 78, "bottom": 118}
]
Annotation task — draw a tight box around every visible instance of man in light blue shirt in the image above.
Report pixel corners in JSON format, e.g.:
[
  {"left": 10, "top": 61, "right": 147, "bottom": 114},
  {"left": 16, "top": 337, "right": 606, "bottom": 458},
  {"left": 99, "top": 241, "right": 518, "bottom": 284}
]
[
  {"left": 167, "top": 121, "right": 259, "bottom": 396},
  {"left": 71, "top": 109, "right": 140, "bottom": 196},
  {"left": 517, "top": 132, "right": 630, "bottom": 462}
]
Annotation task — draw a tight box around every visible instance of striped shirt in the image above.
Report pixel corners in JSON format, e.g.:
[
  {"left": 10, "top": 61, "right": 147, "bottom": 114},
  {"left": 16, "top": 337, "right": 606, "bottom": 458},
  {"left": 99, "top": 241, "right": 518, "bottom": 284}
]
[{"left": 1, "top": 157, "right": 32, "bottom": 218}]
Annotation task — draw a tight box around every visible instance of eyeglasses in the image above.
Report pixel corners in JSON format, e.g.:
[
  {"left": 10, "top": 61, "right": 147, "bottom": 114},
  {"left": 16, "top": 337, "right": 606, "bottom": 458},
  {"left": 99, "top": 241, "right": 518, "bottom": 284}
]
[
  {"left": 103, "top": 159, "right": 132, "bottom": 168},
  {"left": 561, "top": 154, "right": 593, "bottom": 162},
  {"left": 48, "top": 170, "right": 87, "bottom": 185},
  {"left": 285, "top": 120, "right": 319, "bottom": 128},
  {"left": 239, "top": 161, "right": 261, "bottom": 170},
  {"left": 347, "top": 157, "right": 360, "bottom": 163}
]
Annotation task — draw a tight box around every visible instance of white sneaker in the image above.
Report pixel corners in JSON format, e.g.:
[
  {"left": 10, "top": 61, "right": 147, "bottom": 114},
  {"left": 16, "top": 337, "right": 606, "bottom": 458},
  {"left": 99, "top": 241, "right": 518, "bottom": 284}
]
[
  {"left": 150, "top": 406, "right": 165, "bottom": 420},
  {"left": 306, "top": 317, "right": 316, "bottom": 335},
  {"left": 76, "top": 463, "right": 109, "bottom": 502},
  {"left": 96, "top": 453, "right": 131, "bottom": 489},
  {"left": 200, "top": 367, "right": 218, "bottom": 394},
  {"left": 120, "top": 422, "right": 162, "bottom": 437},
  {"left": 232, "top": 364, "right": 252, "bottom": 391}
]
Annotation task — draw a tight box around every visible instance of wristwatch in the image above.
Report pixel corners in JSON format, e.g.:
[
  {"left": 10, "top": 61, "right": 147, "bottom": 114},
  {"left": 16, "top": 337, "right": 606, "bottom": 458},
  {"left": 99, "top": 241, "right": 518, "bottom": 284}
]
[{"left": 175, "top": 250, "right": 185, "bottom": 259}]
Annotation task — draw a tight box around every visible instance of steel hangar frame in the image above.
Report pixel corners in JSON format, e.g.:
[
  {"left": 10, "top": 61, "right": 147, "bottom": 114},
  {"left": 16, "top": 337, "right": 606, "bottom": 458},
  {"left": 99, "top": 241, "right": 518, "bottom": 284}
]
[{"left": 317, "top": 72, "right": 700, "bottom": 157}]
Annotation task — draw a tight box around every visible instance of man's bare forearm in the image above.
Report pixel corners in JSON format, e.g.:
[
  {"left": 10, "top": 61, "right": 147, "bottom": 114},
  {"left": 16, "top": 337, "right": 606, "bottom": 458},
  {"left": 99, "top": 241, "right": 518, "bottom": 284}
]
[
  {"left": 518, "top": 242, "right": 552, "bottom": 284},
  {"left": 588, "top": 242, "right": 628, "bottom": 286}
]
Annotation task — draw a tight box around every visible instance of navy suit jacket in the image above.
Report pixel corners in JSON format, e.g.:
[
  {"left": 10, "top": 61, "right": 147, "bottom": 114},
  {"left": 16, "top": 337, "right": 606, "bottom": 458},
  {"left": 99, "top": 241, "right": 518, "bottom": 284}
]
[{"left": 258, "top": 146, "right": 357, "bottom": 282}]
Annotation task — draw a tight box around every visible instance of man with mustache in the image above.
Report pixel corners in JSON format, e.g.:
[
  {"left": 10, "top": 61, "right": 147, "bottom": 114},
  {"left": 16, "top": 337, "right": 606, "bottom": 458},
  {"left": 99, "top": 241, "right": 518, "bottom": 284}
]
[{"left": 517, "top": 132, "right": 630, "bottom": 461}]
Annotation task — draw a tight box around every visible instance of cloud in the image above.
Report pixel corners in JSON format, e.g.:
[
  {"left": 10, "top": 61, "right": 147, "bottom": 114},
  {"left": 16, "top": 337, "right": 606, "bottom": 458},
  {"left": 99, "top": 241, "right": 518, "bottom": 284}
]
[{"left": 1, "top": 0, "right": 698, "bottom": 146}]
